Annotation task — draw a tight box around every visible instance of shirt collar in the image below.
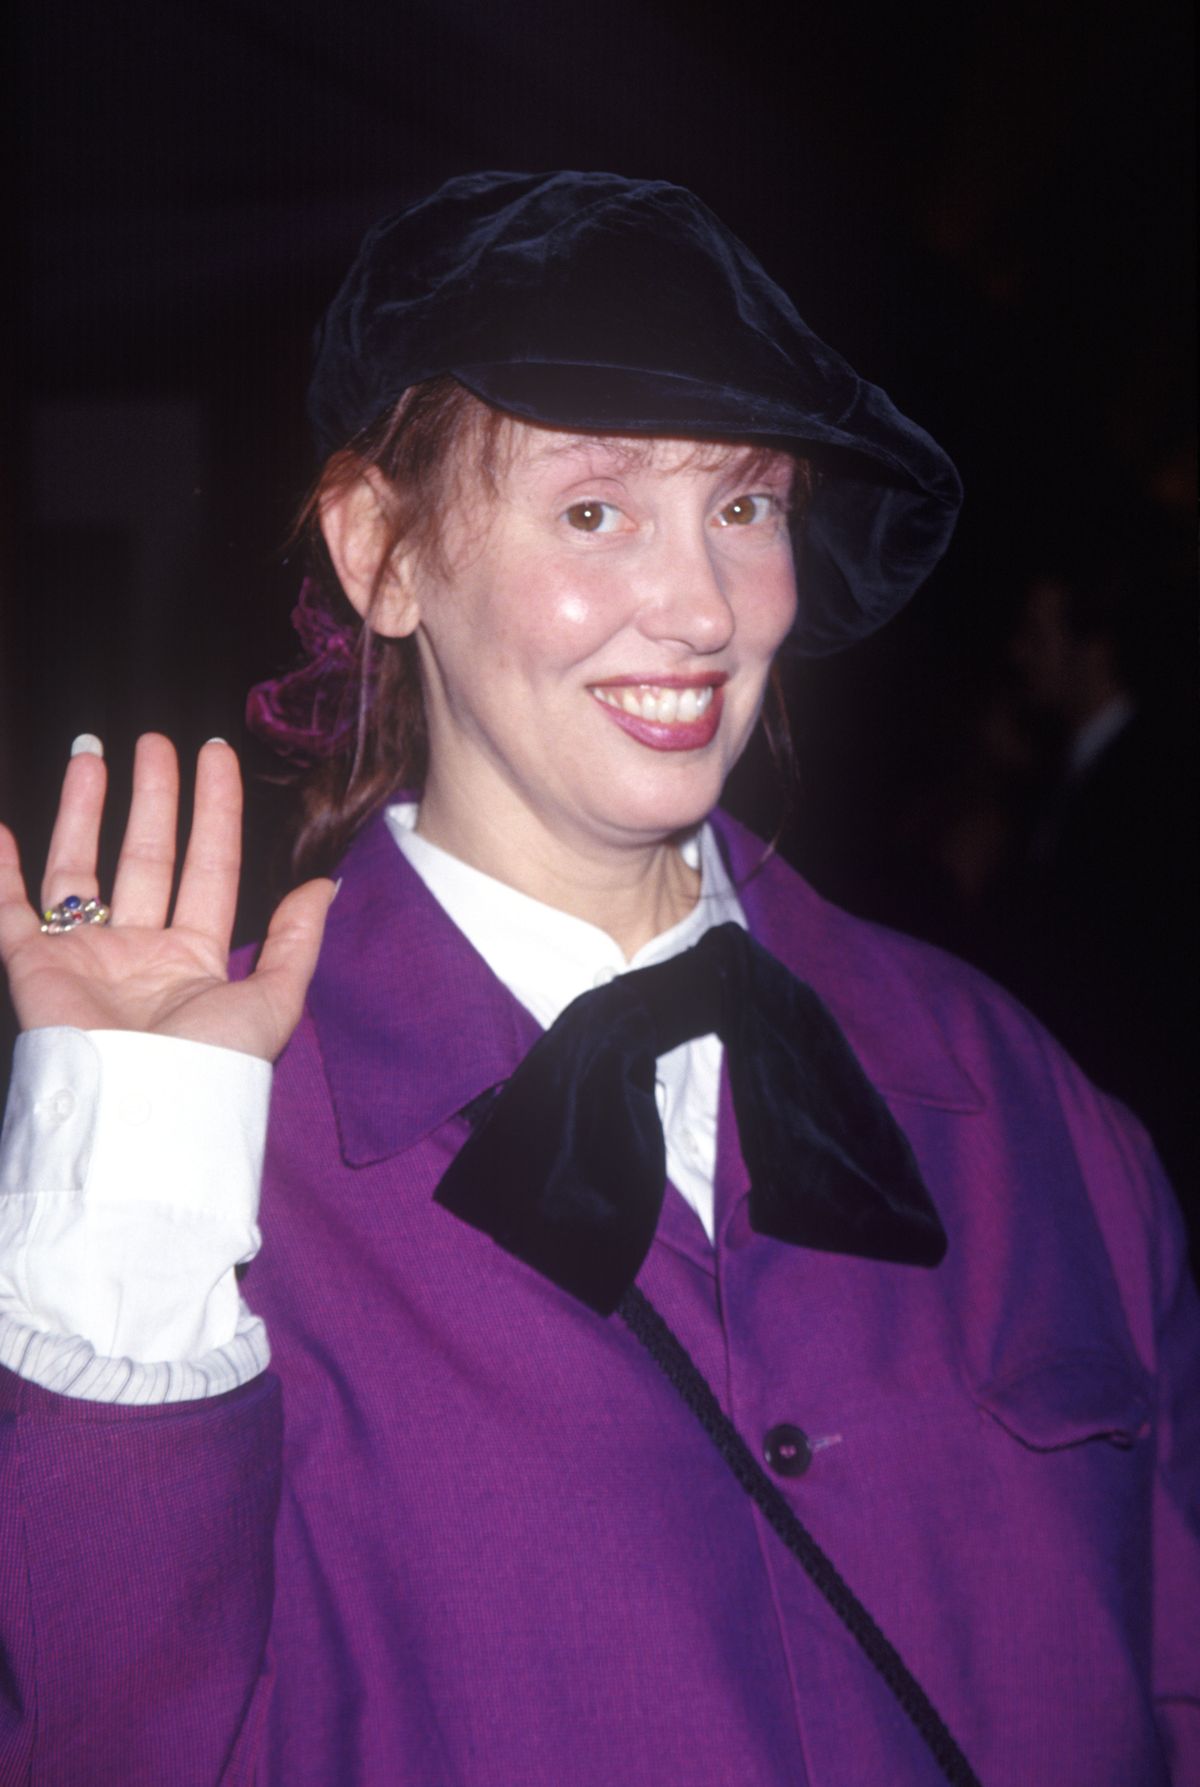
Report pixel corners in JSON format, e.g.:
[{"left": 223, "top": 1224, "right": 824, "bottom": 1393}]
[{"left": 384, "top": 803, "right": 746, "bottom": 1030}]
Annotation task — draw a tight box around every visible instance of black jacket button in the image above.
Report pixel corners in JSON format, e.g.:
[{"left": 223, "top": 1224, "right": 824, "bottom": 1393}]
[{"left": 763, "top": 1423, "right": 813, "bottom": 1478}]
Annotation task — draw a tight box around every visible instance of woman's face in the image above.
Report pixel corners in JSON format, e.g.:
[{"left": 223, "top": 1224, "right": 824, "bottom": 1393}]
[{"left": 404, "top": 423, "right": 798, "bottom": 863}]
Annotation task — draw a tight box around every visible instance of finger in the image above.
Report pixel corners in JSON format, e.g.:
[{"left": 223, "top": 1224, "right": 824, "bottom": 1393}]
[
  {"left": 41, "top": 739, "right": 108, "bottom": 911},
  {"left": 109, "top": 734, "right": 181, "bottom": 927},
  {"left": 171, "top": 740, "right": 243, "bottom": 949},
  {"left": 251, "top": 878, "right": 337, "bottom": 1054},
  {"left": 0, "top": 823, "right": 39, "bottom": 956}
]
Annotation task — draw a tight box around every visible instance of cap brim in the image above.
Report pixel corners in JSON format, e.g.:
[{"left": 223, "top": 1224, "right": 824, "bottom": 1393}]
[{"left": 455, "top": 361, "right": 908, "bottom": 484}]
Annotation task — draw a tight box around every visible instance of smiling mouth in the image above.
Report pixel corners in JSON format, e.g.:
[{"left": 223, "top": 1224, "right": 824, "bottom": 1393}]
[{"left": 590, "top": 683, "right": 716, "bottom": 724}]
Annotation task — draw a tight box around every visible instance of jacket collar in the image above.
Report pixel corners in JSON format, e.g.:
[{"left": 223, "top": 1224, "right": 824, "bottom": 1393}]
[
  {"left": 306, "top": 809, "right": 982, "bottom": 1168},
  {"left": 307, "top": 816, "right": 543, "bottom": 1165},
  {"left": 711, "top": 812, "right": 984, "bottom": 1113}
]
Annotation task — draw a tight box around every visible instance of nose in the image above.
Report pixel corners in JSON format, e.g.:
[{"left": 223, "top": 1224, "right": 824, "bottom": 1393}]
[{"left": 636, "top": 535, "right": 736, "bottom": 655}]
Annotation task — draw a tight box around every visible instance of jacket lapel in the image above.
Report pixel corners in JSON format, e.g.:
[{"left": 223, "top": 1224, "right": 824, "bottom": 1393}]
[
  {"left": 305, "top": 808, "right": 984, "bottom": 1180},
  {"left": 306, "top": 817, "right": 543, "bottom": 1166},
  {"left": 708, "top": 812, "right": 985, "bottom": 1115}
]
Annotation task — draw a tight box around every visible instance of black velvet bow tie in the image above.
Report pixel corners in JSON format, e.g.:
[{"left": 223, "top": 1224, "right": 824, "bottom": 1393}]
[{"left": 435, "top": 922, "right": 946, "bottom": 1314}]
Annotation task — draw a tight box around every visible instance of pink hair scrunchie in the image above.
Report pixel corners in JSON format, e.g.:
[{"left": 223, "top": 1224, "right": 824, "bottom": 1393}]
[{"left": 245, "top": 579, "right": 368, "bottom": 764}]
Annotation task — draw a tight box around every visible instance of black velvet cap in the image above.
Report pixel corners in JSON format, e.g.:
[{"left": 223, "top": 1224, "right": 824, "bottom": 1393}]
[{"left": 308, "top": 170, "right": 962, "bottom": 653}]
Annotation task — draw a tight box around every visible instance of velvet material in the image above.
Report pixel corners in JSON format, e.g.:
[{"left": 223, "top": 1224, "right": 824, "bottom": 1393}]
[
  {"left": 307, "top": 170, "right": 963, "bottom": 652},
  {"left": 435, "top": 922, "right": 946, "bottom": 1313}
]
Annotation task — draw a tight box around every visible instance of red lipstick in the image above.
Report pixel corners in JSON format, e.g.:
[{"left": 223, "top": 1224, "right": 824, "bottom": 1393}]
[{"left": 588, "top": 675, "right": 726, "bottom": 753}]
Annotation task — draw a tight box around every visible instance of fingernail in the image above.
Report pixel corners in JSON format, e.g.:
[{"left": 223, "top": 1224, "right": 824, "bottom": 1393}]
[
  {"left": 70, "top": 734, "right": 104, "bottom": 759},
  {"left": 331, "top": 877, "right": 343, "bottom": 901},
  {"left": 204, "top": 736, "right": 228, "bottom": 746}
]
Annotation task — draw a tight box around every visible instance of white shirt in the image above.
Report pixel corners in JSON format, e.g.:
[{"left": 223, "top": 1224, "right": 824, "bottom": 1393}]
[{"left": 0, "top": 815, "right": 745, "bottom": 1405}]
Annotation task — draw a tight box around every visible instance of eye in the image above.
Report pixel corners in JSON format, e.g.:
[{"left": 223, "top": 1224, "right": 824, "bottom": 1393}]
[
  {"left": 564, "top": 500, "right": 622, "bottom": 534},
  {"left": 715, "top": 493, "right": 776, "bottom": 528}
]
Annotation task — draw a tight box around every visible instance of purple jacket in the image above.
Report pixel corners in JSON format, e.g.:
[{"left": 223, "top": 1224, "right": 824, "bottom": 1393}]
[{"left": 2, "top": 811, "right": 1197, "bottom": 1785}]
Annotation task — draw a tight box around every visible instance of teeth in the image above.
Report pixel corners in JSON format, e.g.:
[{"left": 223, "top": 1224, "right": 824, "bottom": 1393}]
[{"left": 594, "top": 685, "right": 715, "bottom": 723}]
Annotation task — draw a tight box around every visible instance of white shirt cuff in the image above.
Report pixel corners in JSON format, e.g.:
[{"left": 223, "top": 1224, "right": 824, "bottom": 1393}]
[{"left": 0, "top": 1027, "right": 272, "bottom": 1402}]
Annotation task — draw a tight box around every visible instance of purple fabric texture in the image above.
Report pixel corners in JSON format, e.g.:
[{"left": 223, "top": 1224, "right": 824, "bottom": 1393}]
[{"left": 2, "top": 811, "right": 1198, "bottom": 1785}]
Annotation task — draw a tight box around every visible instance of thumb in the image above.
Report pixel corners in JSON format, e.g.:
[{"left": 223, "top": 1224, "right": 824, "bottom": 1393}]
[{"left": 254, "top": 876, "right": 338, "bottom": 1013}]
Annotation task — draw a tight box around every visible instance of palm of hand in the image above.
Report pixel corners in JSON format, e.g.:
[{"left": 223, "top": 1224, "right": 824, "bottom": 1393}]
[
  {"left": 0, "top": 736, "right": 333, "bottom": 1064},
  {"left": 4, "top": 924, "right": 285, "bottom": 1058}
]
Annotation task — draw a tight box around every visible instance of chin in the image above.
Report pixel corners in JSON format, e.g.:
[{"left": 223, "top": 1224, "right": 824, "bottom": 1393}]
[{"left": 596, "top": 769, "right": 728, "bottom": 843}]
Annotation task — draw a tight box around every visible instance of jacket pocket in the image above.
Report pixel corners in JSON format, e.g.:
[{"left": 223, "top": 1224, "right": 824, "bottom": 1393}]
[{"left": 971, "top": 1345, "right": 1152, "bottom": 1451}]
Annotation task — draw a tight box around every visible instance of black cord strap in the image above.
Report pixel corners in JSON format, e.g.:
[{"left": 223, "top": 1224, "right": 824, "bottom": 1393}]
[{"left": 617, "top": 1285, "right": 983, "bottom": 1787}]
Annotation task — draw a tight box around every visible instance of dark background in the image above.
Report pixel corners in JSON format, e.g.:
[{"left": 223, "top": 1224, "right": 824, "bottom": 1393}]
[{"left": 3, "top": 1, "right": 1195, "bottom": 1224}]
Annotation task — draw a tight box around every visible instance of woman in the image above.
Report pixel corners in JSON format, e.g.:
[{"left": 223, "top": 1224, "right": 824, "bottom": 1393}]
[{"left": 0, "top": 172, "right": 1196, "bottom": 1787}]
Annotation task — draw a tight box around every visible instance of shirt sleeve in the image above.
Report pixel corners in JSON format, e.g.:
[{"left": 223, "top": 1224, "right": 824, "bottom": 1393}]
[{"left": 0, "top": 1027, "right": 272, "bottom": 1404}]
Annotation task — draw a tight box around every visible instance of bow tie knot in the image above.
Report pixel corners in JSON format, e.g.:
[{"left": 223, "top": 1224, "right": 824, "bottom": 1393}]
[{"left": 436, "top": 922, "right": 946, "bottom": 1313}]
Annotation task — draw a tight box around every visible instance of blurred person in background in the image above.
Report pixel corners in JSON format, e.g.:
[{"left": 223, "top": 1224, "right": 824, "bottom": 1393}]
[{"left": 999, "top": 520, "right": 1197, "bottom": 1223}]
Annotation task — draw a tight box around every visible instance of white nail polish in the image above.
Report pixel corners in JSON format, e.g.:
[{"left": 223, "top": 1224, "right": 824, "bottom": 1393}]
[{"left": 70, "top": 734, "right": 104, "bottom": 759}]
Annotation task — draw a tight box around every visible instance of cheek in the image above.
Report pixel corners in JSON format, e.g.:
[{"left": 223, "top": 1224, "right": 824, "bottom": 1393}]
[
  {"left": 769, "top": 580, "right": 799, "bottom": 650},
  {"left": 739, "top": 558, "right": 798, "bottom": 658},
  {"left": 552, "top": 592, "right": 599, "bottom": 633},
  {"left": 502, "top": 565, "right": 629, "bottom": 666}
]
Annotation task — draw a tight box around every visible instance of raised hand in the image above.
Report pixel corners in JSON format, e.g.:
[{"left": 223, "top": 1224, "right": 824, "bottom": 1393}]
[{"left": 0, "top": 734, "right": 334, "bottom": 1061}]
